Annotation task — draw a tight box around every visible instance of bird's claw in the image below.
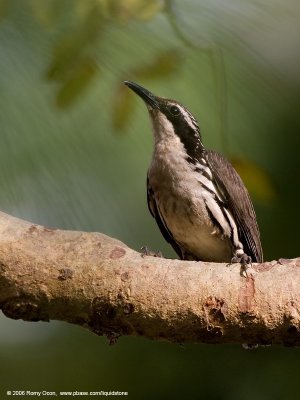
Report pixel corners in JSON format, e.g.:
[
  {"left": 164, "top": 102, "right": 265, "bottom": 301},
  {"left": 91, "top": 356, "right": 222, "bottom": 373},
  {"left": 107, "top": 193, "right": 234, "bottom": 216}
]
[
  {"left": 141, "top": 246, "right": 163, "bottom": 258},
  {"left": 229, "top": 253, "right": 253, "bottom": 277}
]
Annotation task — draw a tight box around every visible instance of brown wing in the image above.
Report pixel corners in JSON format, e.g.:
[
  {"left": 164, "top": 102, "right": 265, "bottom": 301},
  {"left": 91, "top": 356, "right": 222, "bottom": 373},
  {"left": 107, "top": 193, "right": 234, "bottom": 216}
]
[
  {"left": 147, "top": 173, "right": 184, "bottom": 259},
  {"left": 206, "top": 150, "right": 263, "bottom": 262}
]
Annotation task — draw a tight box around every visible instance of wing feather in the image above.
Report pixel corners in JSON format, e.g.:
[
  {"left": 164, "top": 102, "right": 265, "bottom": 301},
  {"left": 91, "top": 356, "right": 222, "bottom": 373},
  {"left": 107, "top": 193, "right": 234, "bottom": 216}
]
[
  {"left": 147, "top": 173, "right": 183, "bottom": 259},
  {"left": 205, "top": 150, "right": 263, "bottom": 262}
]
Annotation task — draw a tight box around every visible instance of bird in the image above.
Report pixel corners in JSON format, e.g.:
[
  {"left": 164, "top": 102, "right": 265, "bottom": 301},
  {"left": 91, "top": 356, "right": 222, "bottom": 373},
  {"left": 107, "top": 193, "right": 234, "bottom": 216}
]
[{"left": 124, "top": 80, "right": 263, "bottom": 265}]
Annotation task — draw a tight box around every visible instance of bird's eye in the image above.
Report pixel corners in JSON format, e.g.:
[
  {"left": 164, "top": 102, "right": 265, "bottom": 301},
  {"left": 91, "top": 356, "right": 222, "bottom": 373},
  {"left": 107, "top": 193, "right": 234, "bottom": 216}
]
[{"left": 169, "top": 105, "right": 180, "bottom": 116}]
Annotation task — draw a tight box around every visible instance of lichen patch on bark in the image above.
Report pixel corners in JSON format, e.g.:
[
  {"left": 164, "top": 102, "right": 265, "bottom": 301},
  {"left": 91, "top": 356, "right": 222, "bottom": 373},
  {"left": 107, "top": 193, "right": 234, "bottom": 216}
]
[{"left": 110, "top": 247, "right": 126, "bottom": 259}]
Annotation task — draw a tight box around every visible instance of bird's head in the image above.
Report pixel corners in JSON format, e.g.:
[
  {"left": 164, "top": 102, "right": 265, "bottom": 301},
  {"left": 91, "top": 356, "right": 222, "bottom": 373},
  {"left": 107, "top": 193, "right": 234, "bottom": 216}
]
[{"left": 124, "top": 81, "right": 204, "bottom": 162}]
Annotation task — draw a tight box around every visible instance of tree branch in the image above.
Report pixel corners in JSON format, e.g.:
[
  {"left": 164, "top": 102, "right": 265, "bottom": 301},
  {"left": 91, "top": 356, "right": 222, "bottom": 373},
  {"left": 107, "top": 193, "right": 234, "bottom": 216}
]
[{"left": 0, "top": 211, "right": 299, "bottom": 346}]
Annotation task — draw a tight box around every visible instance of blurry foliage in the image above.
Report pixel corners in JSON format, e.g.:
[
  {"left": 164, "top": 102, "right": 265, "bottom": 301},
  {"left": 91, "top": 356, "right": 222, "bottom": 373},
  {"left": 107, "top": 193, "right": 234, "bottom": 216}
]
[
  {"left": 42, "top": 0, "right": 164, "bottom": 108},
  {"left": 45, "top": 2, "right": 104, "bottom": 108},
  {"left": 132, "top": 50, "right": 181, "bottom": 80},
  {"left": 112, "top": 50, "right": 181, "bottom": 131},
  {"left": 231, "top": 157, "right": 275, "bottom": 203},
  {"left": 163, "top": 2, "right": 276, "bottom": 207},
  {"left": 29, "top": 0, "right": 67, "bottom": 28},
  {"left": 0, "top": 0, "right": 9, "bottom": 21},
  {"left": 103, "top": 0, "right": 164, "bottom": 22},
  {"left": 55, "top": 57, "right": 98, "bottom": 109},
  {"left": 0, "top": 0, "right": 277, "bottom": 202},
  {"left": 112, "top": 85, "right": 135, "bottom": 132},
  {"left": 0, "top": 0, "right": 280, "bottom": 216}
]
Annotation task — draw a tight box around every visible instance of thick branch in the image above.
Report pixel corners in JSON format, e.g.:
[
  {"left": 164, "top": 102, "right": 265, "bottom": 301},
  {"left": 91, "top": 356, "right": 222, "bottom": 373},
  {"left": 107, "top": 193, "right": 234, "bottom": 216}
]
[{"left": 0, "top": 211, "right": 299, "bottom": 346}]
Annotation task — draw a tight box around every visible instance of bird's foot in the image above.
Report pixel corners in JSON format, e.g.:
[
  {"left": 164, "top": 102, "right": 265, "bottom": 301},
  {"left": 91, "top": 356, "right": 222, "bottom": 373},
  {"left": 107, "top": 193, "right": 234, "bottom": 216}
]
[
  {"left": 140, "top": 246, "right": 163, "bottom": 258},
  {"left": 230, "top": 251, "right": 253, "bottom": 277}
]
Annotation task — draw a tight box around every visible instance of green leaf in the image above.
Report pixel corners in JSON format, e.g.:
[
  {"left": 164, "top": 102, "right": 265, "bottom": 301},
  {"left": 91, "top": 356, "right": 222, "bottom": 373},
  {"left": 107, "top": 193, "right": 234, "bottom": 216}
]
[
  {"left": 47, "top": 33, "right": 85, "bottom": 82},
  {"left": 46, "top": 6, "right": 103, "bottom": 82},
  {"left": 112, "top": 50, "right": 181, "bottom": 131},
  {"left": 134, "top": 50, "right": 181, "bottom": 80},
  {"left": 29, "top": 0, "right": 66, "bottom": 29},
  {"left": 111, "top": 84, "right": 135, "bottom": 131},
  {"left": 106, "top": 0, "right": 163, "bottom": 22},
  {"left": 230, "top": 157, "right": 276, "bottom": 203},
  {"left": 0, "top": 0, "right": 9, "bottom": 21},
  {"left": 56, "top": 58, "right": 98, "bottom": 109}
]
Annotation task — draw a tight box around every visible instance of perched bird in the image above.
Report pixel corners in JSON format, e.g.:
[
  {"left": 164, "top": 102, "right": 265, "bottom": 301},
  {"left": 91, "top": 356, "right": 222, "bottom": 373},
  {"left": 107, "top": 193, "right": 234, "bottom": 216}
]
[{"left": 124, "top": 81, "right": 263, "bottom": 265}]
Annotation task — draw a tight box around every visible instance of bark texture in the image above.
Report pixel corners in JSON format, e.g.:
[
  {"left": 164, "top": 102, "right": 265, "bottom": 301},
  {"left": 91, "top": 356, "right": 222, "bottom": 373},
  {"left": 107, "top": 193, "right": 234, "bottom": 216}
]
[{"left": 0, "top": 211, "right": 299, "bottom": 346}]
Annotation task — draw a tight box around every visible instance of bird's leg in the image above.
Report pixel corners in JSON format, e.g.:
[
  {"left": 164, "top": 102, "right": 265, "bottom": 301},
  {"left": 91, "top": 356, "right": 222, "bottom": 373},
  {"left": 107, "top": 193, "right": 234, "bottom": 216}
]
[
  {"left": 140, "top": 246, "right": 163, "bottom": 258},
  {"left": 230, "top": 250, "right": 252, "bottom": 277}
]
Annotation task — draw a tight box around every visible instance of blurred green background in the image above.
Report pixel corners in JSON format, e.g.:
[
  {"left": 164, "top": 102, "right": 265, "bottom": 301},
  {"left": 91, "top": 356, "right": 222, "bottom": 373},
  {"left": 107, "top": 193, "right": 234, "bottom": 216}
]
[{"left": 0, "top": 0, "right": 300, "bottom": 399}]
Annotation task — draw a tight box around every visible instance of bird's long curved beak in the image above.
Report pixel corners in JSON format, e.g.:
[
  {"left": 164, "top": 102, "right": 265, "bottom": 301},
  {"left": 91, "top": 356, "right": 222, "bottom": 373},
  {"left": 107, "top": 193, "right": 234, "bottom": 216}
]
[{"left": 124, "top": 81, "right": 158, "bottom": 109}]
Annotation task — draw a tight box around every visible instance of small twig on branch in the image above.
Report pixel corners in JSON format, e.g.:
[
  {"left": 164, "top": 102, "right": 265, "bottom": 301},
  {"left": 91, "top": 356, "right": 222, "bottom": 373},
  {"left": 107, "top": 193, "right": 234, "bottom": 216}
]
[{"left": 0, "top": 211, "right": 299, "bottom": 346}]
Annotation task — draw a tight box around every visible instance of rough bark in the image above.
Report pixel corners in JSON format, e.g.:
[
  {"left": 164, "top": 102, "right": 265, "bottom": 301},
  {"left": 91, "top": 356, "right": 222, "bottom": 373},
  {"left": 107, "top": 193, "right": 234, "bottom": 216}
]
[{"left": 0, "top": 211, "right": 299, "bottom": 346}]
